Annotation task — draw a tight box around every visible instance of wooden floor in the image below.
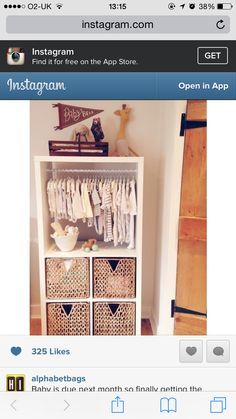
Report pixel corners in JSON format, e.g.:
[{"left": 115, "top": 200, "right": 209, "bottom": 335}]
[
  {"left": 30, "top": 318, "right": 42, "bottom": 335},
  {"left": 30, "top": 318, "right": 153, "bottom": 335},
  {"left": 141, "top": 319, "right": 153, "bottom": 335}
]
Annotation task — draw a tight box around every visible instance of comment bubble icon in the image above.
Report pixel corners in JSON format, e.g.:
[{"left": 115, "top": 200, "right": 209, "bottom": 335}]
[
  {"left": 213, "top": 346, "right": 224, "bottom": 356},
  {"left": 207, "top": 341, "right": 230, "bottom": 363}
]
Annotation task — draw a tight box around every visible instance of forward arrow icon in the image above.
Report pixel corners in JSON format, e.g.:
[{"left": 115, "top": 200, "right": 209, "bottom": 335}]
[{"left": 64, "top": 400, "right": 70, "bottom": 411}]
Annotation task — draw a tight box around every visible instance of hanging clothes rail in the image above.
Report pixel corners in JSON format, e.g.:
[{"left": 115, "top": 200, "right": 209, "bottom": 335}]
[
  {"left": 46, "top": 169, "right": 137, "bottom": 173},
  {"left": 47, "top": 172, "right": 137, "bottom": 248}
]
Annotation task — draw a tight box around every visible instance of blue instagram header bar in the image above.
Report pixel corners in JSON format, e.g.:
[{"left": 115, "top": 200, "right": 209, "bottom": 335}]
[{"left": 0, "top": 72, "right": 235, "bottom": 99}]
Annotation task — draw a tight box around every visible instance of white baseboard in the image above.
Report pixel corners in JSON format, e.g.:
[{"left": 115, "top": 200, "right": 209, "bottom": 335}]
[
  {"left": 141, "top": 305, "right": 151, "bottom": 319},
  {"left": 31, "top": 304, "right": 40, "bottom": 319},
  {"left": 148, "top": 311, "right": 175, "bottom": 336},
  {"left": 156, "top": 319, "right": 175, "bottom": 335},
  {"left": 150, "top": 310, "right": 158, "bottom": 335}
]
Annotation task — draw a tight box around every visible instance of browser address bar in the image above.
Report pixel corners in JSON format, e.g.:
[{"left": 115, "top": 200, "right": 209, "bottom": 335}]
[{"left": 6, "top": 15, "right": 230, "bottom": 34}]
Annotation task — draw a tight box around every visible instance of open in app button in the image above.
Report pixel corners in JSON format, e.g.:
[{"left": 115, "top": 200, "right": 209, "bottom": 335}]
[{"left": 197, "top": 47, "right": 228, "bottom": 65}]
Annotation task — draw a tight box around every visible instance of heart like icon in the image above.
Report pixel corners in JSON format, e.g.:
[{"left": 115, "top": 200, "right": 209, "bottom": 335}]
[
  {"left": 11, "top": 346, "right": 22, "bottom": 356},
  {"left": 186, "top": 346, "right": 197, "bottom": 356}
]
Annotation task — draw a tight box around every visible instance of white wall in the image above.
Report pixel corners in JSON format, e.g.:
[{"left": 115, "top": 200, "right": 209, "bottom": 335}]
[
  {"left": 0, "top": 101, "right": 30, "bottom": 334},
  {"left": 30, "top": 100, "right": 185, "bottom": 331}
]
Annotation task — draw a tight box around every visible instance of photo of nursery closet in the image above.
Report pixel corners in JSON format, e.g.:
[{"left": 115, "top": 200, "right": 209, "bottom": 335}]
[{"left": 30, "top": 100, "right": 206, "bottom": 336}]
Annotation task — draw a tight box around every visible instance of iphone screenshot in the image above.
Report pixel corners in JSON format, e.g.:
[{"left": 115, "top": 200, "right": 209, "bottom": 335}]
[{"left": 0, "top": 0, "right": 235, "bottom": 417}]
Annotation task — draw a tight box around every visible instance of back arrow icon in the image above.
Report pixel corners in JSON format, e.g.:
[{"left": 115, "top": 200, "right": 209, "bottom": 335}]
[
  {"left": 216, "top": 19, "right": 226, "bottom": 29},
  {"left": 64, "top": 400, "right": 70, "bottom": 411},
  {"left": 11, "top": 400, "right": 17, "bottom": 411}
]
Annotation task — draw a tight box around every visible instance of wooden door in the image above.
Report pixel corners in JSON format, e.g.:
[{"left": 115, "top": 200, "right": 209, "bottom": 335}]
[{"left": 174, "top": 100, "right": 207, "bottom": 335}]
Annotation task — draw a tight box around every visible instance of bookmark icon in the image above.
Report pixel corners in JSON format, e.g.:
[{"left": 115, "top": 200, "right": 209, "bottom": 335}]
[{"left": 160, "top": 397, "right": 177, "bottom": 413}]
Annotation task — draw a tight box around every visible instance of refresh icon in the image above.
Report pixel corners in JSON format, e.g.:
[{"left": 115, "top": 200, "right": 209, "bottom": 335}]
[{"left": 216, "top": 19, "right": 226, "bottom": 29}]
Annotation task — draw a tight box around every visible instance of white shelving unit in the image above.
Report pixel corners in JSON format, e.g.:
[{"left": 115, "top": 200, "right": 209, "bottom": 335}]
[{"left": 34, "top": 156, "right": 144, "bottom": 335}]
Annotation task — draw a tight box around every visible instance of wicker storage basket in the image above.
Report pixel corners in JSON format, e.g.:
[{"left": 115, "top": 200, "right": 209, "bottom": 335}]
[
  {"left": 93, "top": 302, "right": 136, "bottom": 335},
  {"left": 93, "top": 258, "right": 136, "bottom": 298},
  {"left": 46, "top": 258, "right": 89, "bottom": 299},
  {"left": 47, "top": 302, "right": 90, "bottom": 335}
]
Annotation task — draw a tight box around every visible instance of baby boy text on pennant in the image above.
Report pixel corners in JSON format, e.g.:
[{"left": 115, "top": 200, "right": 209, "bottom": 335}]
[{"left": 53, "top": 103, "right": 104, "bottom": 130}]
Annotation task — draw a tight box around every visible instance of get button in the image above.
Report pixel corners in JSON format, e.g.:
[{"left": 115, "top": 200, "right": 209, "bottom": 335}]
[{"left": 197, "top": 47, "right": 228, "bottom": 65}]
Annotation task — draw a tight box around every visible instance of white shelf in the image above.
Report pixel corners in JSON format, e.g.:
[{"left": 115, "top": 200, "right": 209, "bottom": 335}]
[
  {"left": 45, "top": 242, "right": 137, "bottom": 259},
  {"left": 35, "top": 156, "right": 142, "bottom": 164},
  {"left": 46, "top": 298, "right": 90, "bottom": 303},
  {"left": 35, "top": 156, "right": 144, "bottom": 335},
  {"left": 46, "top": 298, "right": 137, "bottom": 303}
]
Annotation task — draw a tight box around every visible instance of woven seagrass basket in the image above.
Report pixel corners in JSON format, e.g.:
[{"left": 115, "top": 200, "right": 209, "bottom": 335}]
[
  {"left": 47, "top": 302, "right": 90, "bottom": 335},
  {"left": 46, "top": 258, "right": 89, "bottom": 299},
  {"left": 93, "top": 302, "right": 136, "bottom": 335},
  {"left": 93, "top": 258, "right": 136, "bottom": 298}
]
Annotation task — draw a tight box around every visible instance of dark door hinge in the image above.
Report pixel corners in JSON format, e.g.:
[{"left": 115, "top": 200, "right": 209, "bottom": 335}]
[
  {"left": 180, "top": 113, "right": 207, "bottom": 137},
  {"left": 171, "top": 299, "right": 207, "bottom": 318}
]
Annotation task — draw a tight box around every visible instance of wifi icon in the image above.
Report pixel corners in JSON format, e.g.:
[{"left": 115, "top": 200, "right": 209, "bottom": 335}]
[{"left": 56, "top": 3, "right": 63, "bottom": 9}]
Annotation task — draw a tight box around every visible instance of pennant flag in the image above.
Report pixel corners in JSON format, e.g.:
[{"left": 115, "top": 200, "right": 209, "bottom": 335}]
[{"left": 53, "top": 103, "right": 104, "bottom": 130}]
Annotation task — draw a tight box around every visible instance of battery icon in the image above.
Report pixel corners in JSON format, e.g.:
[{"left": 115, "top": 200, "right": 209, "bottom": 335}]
[{"left": 217, "top": 3, "right": 233, "bottom": 9}]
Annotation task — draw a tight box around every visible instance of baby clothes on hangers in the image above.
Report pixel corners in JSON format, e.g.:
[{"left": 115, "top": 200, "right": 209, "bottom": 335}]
[
  {"left": 92, "top": 179, "right": 102, "bottom": 235},
  {"left": 61, "top": 179, "right": 67, "bottom": 219},
  {"left": 101, "top": 179, "right": 113, "bottom": 242},
  {"left": 106, "top": 180, "right": 113, "bottom": 242},
  {"left": 127, "top": 179, "right": 137, "bottom": 249},
  {"left": 66, "top": 178, "right": 73, "bottom": 222},
  {"left": 72, "top": 178, "right": 84, "bottom": 221},
  {"left": 57, "top": 179, "right": 64, "bottom": 220},
  {"left": 120, "top": 179, "right": 128, "bottom": 244},
  {"left": 125, "top": 178, "right": 131, "bottom": 244},
  {"left": 98, "top": 179, "right": 105, "bottom": 234},
  {"left": 47, "top": 179, "right": 55, "bottom": 218},
  {"left": 112, "top": 179, "right": 118, "bottom": 247},
  {"left": 46, "top": 174, "right": 137, "bottom": 249},
  {"left": 116, "top": 179, "right": 123, "bottom": 245},
  {"left": 70, "top": 178, "right": 76, "bottom": 223},
  {"left": 87, "top": 178, "right": 94, "bottom": 228},
  {"left": 55, "top": 179, "right": 61, "bottom": 219},
  {"left": 91, "top": 180, "right": 101, "bottom": 214},
  {"left": 81, "top": 179, "right": 93, "bottom": 221}
]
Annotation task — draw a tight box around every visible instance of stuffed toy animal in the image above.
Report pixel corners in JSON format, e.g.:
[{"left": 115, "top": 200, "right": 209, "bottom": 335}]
[
  {"left": 72, "top": 124, "right": 93, "bottom": 142},
  {"left": 114, "top": 104, "right": 131, "bottom": 156},
  {"left": 91, "top": 117, "right": 104, "bottom": 142},
  {"left": 82, "top": 239, "right": 99, "bottom": 252}
]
